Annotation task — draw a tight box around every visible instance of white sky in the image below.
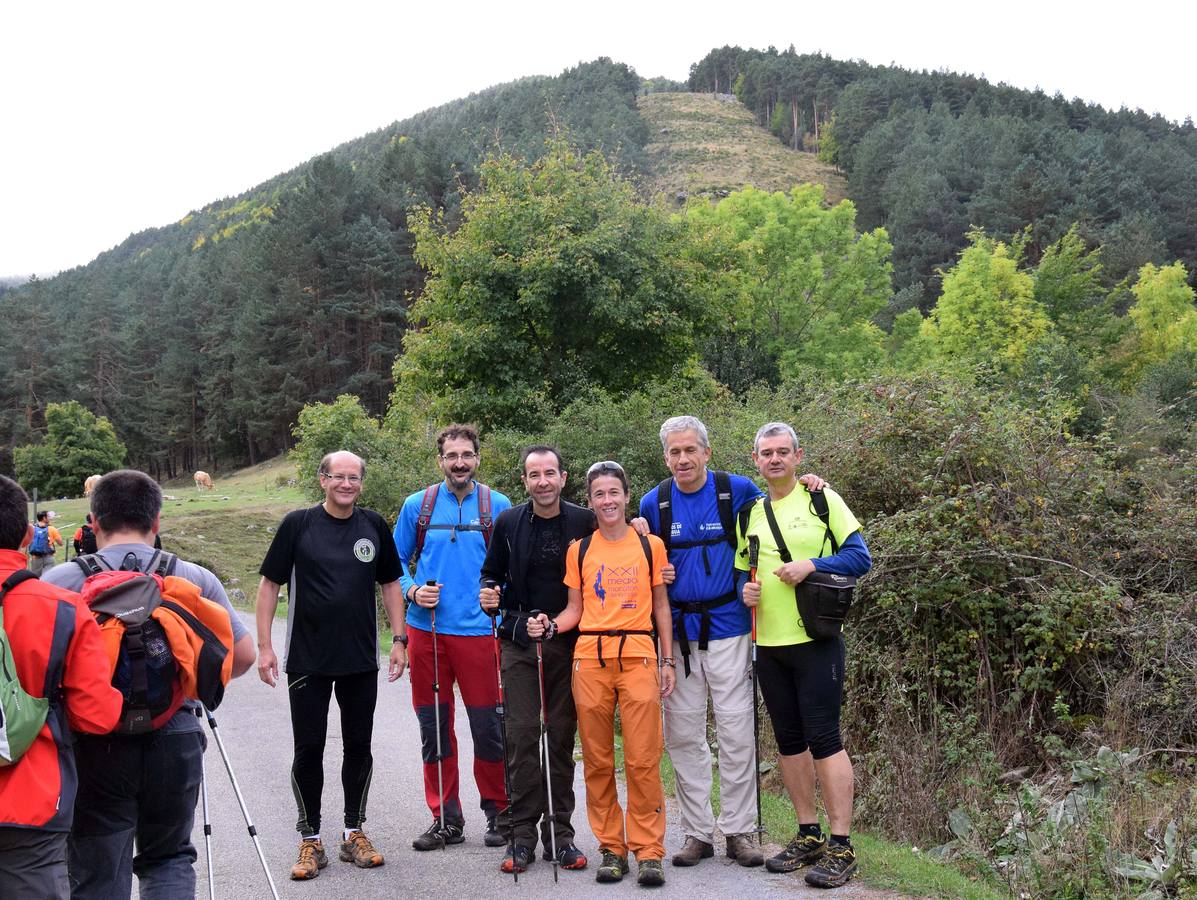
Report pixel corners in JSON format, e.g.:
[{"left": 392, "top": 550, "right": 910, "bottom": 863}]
[{"left": 2, "top": 0, "right": 1193, "bottom": 277}]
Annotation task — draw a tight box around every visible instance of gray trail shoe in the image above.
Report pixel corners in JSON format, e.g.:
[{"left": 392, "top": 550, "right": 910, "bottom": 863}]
[
  {"left": 805, "top": 841, "right": 858, "bottom": 888},
  {"left": 595, "top": 849, "right": 630, "bottom": 883},
  {"left": 670, "top": 835, "right": 714, "bottom": 867},
  {"left": 725, "top": 833, "right": 765, "bottom": 867},
  {"left": 637, "top": 858, "right": 666, "bottom": 887}
]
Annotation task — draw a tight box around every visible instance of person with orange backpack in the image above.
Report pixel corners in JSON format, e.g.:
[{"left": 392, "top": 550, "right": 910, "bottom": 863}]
[
  {"left": 394, "top": 424, "right": 513, "bottom": 851},
  {"left": 0, "top": 475, "right": 122, "bottom": 899},
  {"left": 42, "top": 470, "right": 256, "bottom": 900}
]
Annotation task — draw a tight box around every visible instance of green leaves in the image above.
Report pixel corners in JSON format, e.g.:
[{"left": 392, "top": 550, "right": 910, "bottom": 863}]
[{"left": 13, "top": 401, "right": 126, "bottom": 497}]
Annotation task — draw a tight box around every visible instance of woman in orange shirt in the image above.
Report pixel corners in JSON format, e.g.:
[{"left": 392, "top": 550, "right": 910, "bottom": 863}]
[{"left": 528, "top": 461, "right": 675, "bottom": 888}]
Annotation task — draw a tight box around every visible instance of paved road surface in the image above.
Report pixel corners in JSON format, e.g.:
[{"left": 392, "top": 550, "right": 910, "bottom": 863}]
[{"left": 185, "top": 615, "right": 892, "bottom": 899}]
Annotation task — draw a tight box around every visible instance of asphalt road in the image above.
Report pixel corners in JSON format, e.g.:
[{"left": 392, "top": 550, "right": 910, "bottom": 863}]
[{"left": 186, "top": 615, "right": 891, "bottom": 899}]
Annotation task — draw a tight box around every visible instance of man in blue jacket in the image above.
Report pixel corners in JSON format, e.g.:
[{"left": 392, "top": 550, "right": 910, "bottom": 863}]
[{"left": 395, "top": 424, "right": 512, "bottom": 851}]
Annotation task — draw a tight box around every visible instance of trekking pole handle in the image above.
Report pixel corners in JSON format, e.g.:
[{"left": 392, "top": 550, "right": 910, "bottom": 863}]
[
  {"left": 481, "top": 578, "right": 501, "bottom": 618},
  {"left": 748, "top": 536, "right": 760, "bottom": 643},
  {"left": 527, "top": 609, "right": 554, "bottom": 642}
]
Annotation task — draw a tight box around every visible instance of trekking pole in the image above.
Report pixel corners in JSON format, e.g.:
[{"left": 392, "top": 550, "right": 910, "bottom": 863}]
[
  {"left": 483, "top": 579, "right": 517, "bottom": 883},
  {"left": 204, "top": 709, "right": 281, "bottom": 900},
  {"left": 428, "top": 580, "right": 447, "bottom": 850},
  {"left": 747, "top": 536, "right": 763, "bottom": 840},
  {"left": 197, "top": 709, "right": 215, "bottom": 900},
  {"left": 530, "top": 610, "right": 558, "bottom": 883}
]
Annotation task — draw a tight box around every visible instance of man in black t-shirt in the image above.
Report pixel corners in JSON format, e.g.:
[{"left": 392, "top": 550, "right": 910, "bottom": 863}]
[
  {"left": 256, "top": 451, "right": 407, "bottom": 881},
  {"left": 478, "top": 445, "right": 597, "bottom": 875}
]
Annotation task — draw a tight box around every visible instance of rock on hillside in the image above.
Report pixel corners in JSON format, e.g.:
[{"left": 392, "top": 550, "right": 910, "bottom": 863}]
[{"left": 639, "top": 92, "right": 847, "bottom": 204}]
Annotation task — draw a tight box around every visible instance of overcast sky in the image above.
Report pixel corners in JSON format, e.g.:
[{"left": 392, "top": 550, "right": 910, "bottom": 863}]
[{"left": 2, "top": 0, "right": 1192, "bottom": 277}]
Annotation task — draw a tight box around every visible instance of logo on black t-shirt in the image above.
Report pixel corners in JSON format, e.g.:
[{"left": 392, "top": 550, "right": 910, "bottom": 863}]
[{"left": 353, "top": 538, "right": 377, "bottom": 563}]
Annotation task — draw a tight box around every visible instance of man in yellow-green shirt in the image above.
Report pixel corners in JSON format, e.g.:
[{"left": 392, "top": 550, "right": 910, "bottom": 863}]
[{"left": 736, "top": 422, "right": 871, "bottom": 889}]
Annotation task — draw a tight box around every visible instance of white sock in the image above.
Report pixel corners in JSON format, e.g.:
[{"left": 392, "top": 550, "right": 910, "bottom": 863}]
[
  {"left": 303, "top": 834, "right": 320, "bottom": 842},
  {"left": 344, "top": 828, "right": 360, "bottom": 840}
]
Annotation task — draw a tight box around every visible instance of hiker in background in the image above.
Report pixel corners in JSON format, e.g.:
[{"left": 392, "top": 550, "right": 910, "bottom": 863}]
[
  {"left": 395, "top": 424, "right": 513, "bottom": 851},
  {"left": 736, "top": 422, "right": 871, "bottom": 889},
  {"left": 73, "top": 513, "right": 98, "bottom": 557},
  {"left": 527, "top": 460, "right": 675, "bottom": 888},
  {"left": 27, "top": 511, "right": 63, "bottom": 575},
  {"left": 0, "top": 475, "right": 122, "bottom": 899},
  {"left": 257, "top": 450, "right": 406, "bottom": 881},
  {"left": 43, "top": 470, "right": 256, "bottom": 899}
]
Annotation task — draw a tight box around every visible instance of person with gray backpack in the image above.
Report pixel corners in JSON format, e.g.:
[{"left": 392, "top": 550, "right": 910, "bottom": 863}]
[{"left": 0, "top": 474, "right": 122, "bottom": 899}]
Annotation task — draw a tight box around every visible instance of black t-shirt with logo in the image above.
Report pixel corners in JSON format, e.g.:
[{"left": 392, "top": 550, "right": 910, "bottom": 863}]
[{"left": 260, "top": 504, "right": 402, "bottom": 676}]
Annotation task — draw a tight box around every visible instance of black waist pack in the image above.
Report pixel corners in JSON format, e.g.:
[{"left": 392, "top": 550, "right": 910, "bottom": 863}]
[
  {"left": 760, "top": 491, "right": 856, "bottom": 641},
  {"left": 794, "top": 571, "right": 855, "bottom": 639}
]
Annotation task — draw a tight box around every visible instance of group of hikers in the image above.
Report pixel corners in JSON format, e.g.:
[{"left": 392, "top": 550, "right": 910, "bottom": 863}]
[{"left": 0, "top": 413, "right": 871, "bottom": 898}]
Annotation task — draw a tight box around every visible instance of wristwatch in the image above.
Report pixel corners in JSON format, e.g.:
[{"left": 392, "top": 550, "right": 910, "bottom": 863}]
[
  {"left": 661, "top": 657, "right": 676, "bottom": 668},
  {"left": 392, "top": 633, "right": 409, "bottom": 647}
]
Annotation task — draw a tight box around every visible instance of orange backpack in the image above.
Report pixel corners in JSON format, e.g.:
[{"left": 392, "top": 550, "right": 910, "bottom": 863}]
[{"left": 75, "top": 551, "right": 234, "bottom": 734}]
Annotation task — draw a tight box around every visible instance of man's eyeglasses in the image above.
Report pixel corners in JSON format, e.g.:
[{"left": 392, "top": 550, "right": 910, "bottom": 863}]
[
  {"left": 320, "top": 472, "right": 362, "bottom": 484},
  {"left": 440, "top": 452, "right": 478, "bottom": 463}
]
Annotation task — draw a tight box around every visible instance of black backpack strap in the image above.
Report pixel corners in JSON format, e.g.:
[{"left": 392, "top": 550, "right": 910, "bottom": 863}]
[
  {"left": 73, "top": 553, "right": 110, "bottom": 577},
  {"left": 655, "top": 478, "right": 674, "bottom": 553},
  {"left": 737, "top": 497, "right": 759, "bottom": 560},
  {"left": 713, "top": 471, "right": 736, "bottom": 549},
  {"left": 761, "top": 499, "right": 792, "bottom": 564},
  {"left": 43, "top": 597, "right": 77, "bottom": 708},
  {"left": 575, "top": 533, "right": 593, "bottom": 579},
  {"left": 1, "top": 569, "right": 39, "bottom": 600},
  {"left": 151, "top": 551, "right": 178, "bottom": 578},
  {"left": 638, "top": 533, "right": 654, "bottom": 580},
  {"left": 807, "top": 490, "right": 839, "bottom": 555}
]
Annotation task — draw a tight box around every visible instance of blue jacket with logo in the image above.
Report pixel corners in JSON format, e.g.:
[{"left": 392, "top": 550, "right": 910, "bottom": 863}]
[{"left": 394, "top": 481, "right": 512, "bottom": 637}]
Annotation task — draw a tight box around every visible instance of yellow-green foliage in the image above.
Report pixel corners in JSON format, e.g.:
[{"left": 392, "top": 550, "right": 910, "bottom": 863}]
[
  {"left": 920, "top": 234, "right": 1053, "bottom": 376},
  {"left": 1126, "top": 261, "right": 1197, "bottom": 377}
]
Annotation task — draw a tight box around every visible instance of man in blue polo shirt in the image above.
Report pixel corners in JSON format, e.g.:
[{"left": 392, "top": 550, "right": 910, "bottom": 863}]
[
  {"left": 640, "top": 416, "right": 823, "bottom": 869},
  {"left": 395, "top": 424, "right": 512, "bottom": 851}
]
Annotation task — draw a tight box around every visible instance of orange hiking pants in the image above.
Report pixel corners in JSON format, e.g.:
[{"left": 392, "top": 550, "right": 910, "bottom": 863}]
[{"left": 572, "top": 657, "right": 665, "bottom": 860}]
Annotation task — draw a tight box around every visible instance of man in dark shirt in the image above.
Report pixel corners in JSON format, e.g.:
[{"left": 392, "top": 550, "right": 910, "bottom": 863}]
[
  {"left": 478, "top": 445, "right": 595, "bottom": 875},
  {"left": 256, "top": 450, "right": 407, "bottom": 881}
]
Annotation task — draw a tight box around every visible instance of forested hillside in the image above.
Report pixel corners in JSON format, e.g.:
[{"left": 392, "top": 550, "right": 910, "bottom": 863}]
[
  {"left": 0, "top": 59, "right": 647, "bottom": 476},
  {"left": 691, "top": 46, "right": 1197, "bottom": 299}
]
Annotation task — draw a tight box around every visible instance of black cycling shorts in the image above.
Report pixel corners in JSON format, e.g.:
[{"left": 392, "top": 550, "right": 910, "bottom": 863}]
[{"left": 756, "top": 635, "right": 845, "bottom": 760}]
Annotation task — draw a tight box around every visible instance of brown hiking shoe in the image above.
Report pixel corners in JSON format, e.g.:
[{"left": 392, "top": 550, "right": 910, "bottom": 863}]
[
  {"left": 339, "top": 830, "right": 384, "bottom": 868},
  {"left": 670, "top": 835, "right": 714, "bottom": 867},
  {"left": 290, "top": 838, "right": 328, "bottom": 880},
  {"left": 725, "top": 833, "right": 765, "bottom": 867}
]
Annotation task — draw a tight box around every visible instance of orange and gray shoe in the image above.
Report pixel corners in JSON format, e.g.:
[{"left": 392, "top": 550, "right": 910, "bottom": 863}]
[
  {"left": 340, "top": 830, "right": 385, "bottom": 868},
  {"left": 291, "top": 838, "right": 328, "bottom": 880}
]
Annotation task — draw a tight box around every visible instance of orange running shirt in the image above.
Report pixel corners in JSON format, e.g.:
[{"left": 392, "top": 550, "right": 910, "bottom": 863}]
[{"left": 564, "top": 529, "right": 667, "bottom": 660}]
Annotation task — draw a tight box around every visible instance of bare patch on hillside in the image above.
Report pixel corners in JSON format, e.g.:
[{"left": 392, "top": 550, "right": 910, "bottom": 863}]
[{"left": 638, "top": 92, "right": 848, "bottom": 205}]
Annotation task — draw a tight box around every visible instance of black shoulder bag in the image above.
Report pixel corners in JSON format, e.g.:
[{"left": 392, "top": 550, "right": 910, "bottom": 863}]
[{"left": 760, "top": 491, "right": 855, "bottom": 640}]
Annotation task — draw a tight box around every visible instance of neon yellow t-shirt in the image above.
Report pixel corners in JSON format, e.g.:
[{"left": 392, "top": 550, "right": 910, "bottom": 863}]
[{"left": 734, "top": 486, "right": 861, "bottom": 647}]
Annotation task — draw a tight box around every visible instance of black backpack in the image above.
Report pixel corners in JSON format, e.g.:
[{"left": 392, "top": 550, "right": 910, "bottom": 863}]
[{"left": 79, "top": 524, "right": 98, "bottom": 555}]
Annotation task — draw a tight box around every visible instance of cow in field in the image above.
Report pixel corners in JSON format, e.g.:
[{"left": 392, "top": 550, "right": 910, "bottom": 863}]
[
  {"left": 194, "top": 470, "right": 213, "bottom": 492},
  {"left": 84, "top": 474, "right": 102, "bottom": 496}
]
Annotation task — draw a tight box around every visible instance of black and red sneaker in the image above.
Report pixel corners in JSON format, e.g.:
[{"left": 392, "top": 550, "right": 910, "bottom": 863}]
[
  {"left": 544, "top": 841, "right": 587, "bottom": 870},
  {"left": 501, "top": 844, "right": 535, "bottom": 874}
]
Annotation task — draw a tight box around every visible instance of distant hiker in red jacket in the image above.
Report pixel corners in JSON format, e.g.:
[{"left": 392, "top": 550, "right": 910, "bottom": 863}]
[{"left": 0, "top": 475, "right": 122, "bottom": 899}]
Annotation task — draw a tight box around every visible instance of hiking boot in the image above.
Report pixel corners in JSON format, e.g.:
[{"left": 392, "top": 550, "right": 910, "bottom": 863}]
[
  {"left": 339, "top": 830, "right": 383, "bottom": 868},
  {"left": 501, "top": 844, "right": 534, "bottom": 874},
  {"left": 484, "top": 815, "right": 507, "bottom": 848},
  {"left": 412, "top": 818, "right": 465, "bottom": 851},
  {"left": 766, "top": 831, "right": 827, "bottom": 873},
  {"left": 636, "top": 858, "right": 666, "bottom": 887},
  {"left": 725, "top": 833, "right": 764, "bottom": 867},
  {"left": 290, "top": 838, "right": 327, "bottom": 880},
  {"left": 595, "top": 849, "right": 629, "bottom": 883},
  {"left": 805, "top": 841, "right": 857, "bottom": 888},
  {"left": 670, "top": 835, "right": 714, "bottom": 867},
  {"left": 545, "top": 841, "right": 588, "bottom": 870}
]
